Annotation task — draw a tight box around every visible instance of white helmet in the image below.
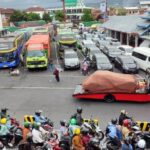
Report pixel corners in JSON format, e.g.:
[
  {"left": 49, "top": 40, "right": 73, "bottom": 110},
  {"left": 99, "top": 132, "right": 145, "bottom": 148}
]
[{"left": 137, "top": 139, "right": 146, "bottom": 148}]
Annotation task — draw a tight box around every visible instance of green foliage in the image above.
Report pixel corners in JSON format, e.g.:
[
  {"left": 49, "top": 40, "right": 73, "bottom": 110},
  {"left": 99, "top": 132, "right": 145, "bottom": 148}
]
[
  {"left": 81, "top": 9, "right": 94, "bottom": 22},
  {"left": 42, "top": 13, "right": 52, "bottom": 22},
  {"left": 26, "top": 13, "right": 41, "bottom": 21},
  {"left": 55, "top": 10, "right": 65, "bottom": 22},
  {"left": 10, "top": 10, "right": 24, "bottom": 22},
  {"left": 10, "top": 11, "right": 41, "bottom": 22}
]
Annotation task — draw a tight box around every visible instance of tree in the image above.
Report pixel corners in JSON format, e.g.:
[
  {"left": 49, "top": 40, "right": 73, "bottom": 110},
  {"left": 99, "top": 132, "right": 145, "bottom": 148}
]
[
  {"left": 55, "top": 10, "right": 65, "bottom": 22},
  {"left": 42, "top": 13, "right": 52, "bottom": 22},
  {"left": 81, "top": 9, "right": 94, "bottom": 22},
  {"left": 26, "top": 13, "right": 41, "bottom": 21},
  {"left": 10, "top": 10, "right": 24, "bottom": 22}
]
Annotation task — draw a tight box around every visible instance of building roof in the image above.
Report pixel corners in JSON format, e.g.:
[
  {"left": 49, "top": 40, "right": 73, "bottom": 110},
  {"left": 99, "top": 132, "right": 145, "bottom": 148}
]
[
  {"left": 26, "top": 6, "right": 45, "bottom": 12},
  {"left": 102, "top": 15, "right": 146, "bottom": 35},
  {"left": 86, "top": 0, "right": 140, "bottom": 8},
  {"left": 0, "top": 8, "right": 14, "bottom": 14}
]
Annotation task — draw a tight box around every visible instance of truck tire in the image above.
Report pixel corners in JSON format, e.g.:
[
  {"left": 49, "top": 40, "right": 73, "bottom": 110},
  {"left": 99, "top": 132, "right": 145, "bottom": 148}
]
[{"left": 104, "top": 94, "right": 115, "bottom": 103}]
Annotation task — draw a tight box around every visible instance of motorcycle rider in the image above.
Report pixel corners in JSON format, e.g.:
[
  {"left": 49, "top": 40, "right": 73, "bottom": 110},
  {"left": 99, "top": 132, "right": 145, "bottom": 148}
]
[
  {"left": 72, "top": 128, "right": 85, "bottom": 150},
  {"left": 69, "top": 118, "right": 80, "bottom": 137},
  {"left": 121, "top": 136, "right": 133, "bottom": 150},
  {"left": 32, "top": 122, "right": 44, "bottom": 147},
  {"left": 121, "top": 119, "right": 131, "bottom": 139},
  {"left": 119, "top": 110, "right": 130, "bottom": 126},
  {"left": 0, "top": 108, "right": 9, "bottom": 119},
  {"left": 59, "top": 120, "right": 68, "bottom": 140},
  {"left": 0, "top": 118, "right": 13, "bottom": 147},
  {"left": 81, "top": 127, "right": 91, "bottom": 148},
  {"left": 21, "top": 122, "right": 31, "bottom": 143},
  {"left": 106, "top": 118, "right": 121, "bottom": 147},
  {"left": 71, "top": 107, "right": 83, "bottom": 126},
  {"left": 34, "top": 110, "right": 47, "bottom": 124}
]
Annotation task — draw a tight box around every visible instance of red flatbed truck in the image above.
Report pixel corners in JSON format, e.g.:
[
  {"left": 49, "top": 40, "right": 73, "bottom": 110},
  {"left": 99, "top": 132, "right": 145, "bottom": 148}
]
[
  {"left": 73, "top": 85, "right": 150, "bottom": 103},
  {"left": 73, "top": 69, "right": 150, "bottom": 103}
]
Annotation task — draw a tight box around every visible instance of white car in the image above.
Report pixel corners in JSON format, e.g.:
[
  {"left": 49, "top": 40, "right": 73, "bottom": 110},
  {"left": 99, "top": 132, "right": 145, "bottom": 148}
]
[
  {"left": 118, "top": 45, "right": 133, "bottom": 56},
  {"left": 64, "top": 50, "right": 80, "bottom": 70}
]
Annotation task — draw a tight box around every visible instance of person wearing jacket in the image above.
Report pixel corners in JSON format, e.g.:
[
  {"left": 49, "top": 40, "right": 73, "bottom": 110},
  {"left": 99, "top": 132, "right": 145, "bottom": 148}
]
[
  {"left": 0, "top": 118, "right": 13, "bottom": 147},
  {"left": 72, "top": 128, "right": 85, "bottom": 150}
]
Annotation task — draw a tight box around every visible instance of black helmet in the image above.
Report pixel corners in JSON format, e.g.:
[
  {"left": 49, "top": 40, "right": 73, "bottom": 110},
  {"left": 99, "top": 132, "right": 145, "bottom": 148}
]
[
  {"left": 111, "top": 118, "right": 117, "bottom": 125},
  {"left": 77, "top": 107, "right": 82, "bottom": 114},
  {"left": 60, "top": 120, "right": 66, "bottom": 126}
]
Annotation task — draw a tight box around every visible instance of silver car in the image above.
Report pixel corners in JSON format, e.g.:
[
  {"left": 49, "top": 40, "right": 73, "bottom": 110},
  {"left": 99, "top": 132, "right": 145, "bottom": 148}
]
[{"left": 64, "top": 50, "right": 80, "bottom": 70}]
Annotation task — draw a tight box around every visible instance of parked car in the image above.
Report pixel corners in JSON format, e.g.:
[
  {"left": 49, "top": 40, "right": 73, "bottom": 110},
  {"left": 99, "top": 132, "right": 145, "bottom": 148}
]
[
  {"left": 83, "top": 33, "right": 93, "bottom": 40},
  {"left": 114, "top": 55, "right": 139, "bottom": 73},
  {"left": 103, "top": 45, "right": 122, "bottom": 61},
  {"left": 63, "top": 49, "right": 80, "bottom": 70},
  {"left": 96, "top": 39, "right": 109, "bottom": 50},
  {"left": 91, "top": 54, "right": 113, "bottom": 71},
  {"left": 118, "top": 45, "right": 133, "bottom": 56}
]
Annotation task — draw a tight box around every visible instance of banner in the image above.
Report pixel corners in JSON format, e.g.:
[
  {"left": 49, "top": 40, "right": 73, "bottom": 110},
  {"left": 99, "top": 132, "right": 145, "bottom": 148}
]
[{"left": 100, "top": 0, "right": 107, "bottom": 13}]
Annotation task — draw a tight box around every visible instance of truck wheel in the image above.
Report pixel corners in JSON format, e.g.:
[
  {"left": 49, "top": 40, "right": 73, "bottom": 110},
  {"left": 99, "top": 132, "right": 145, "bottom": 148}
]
[{"left": 104, "top": 95, "right": 115, "bottom": 103}]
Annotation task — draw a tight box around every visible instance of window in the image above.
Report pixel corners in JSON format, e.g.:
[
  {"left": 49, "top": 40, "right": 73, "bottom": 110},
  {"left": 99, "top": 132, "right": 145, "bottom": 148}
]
[{"left": 132, "top": 51, "right": 147, "bottom": 61}]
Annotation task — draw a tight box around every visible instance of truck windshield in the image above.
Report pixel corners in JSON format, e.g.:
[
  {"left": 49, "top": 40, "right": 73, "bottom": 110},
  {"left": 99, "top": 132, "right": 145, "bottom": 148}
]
[
  {"left": 0, "top": 52, "right": 15, "bottom": 62},
  {"left": 27, "top": 50, "right": 45, "bottom": 57},
  {"left": 0, "top": 42, "right": 14, "bottom": 50}
]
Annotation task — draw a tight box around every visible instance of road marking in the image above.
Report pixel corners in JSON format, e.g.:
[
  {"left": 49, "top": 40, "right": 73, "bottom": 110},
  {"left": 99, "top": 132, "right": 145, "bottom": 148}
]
[{"left": 0, "top": 86, "right": 74, "bottom": 90}]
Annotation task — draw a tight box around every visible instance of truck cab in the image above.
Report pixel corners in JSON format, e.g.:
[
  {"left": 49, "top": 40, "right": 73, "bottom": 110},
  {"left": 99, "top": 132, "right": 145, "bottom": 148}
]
[{"left": 26, "top": 44, "right": 48, "bottom": 69}]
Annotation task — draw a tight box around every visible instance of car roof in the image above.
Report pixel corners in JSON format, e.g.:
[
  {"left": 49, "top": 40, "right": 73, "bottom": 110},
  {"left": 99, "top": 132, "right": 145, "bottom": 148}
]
[
  {"left": 118, "top": 45, "right": 133, "bottom": 49},
  {"left": 95, "top": 54, "right": 107, "bottom": 58},
  {"left": 64, "top": 49, "right": 76, "bottom": 53},
  {"left": 83, "top": 40, "right": 94, "bottom": 44},
  {"left": 117, "top": 55, "right": 132, "bottom": 59}
]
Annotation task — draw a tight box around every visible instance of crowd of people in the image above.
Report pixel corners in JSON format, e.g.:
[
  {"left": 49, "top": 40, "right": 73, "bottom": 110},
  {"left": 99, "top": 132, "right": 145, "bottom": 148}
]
[{"left": 0, "top": 107, "right": 149, "bottom": 150}]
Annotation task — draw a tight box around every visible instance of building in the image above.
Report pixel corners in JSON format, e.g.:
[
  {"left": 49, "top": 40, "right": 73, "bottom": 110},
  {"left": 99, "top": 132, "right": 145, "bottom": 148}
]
[
  {"left": 101, "top": 14, "right": 149, "bottom": 47},
  {"left": 140, "top": 0, "right": 150, "bottom": 9},
  {"left": 0, "top": 8, "right": 14, "bottom": 27},
  {"left": 47, "top": 0, "right": 92, "bottom": 21},
  {"left": 25, "top": 6, "right": 46, "bottom": 18}
]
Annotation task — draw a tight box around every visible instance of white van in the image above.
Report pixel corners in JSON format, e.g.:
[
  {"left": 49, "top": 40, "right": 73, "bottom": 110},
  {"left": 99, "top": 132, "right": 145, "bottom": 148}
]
[{"left": 132, "top": 47, "right": 150, "bottom": 71}]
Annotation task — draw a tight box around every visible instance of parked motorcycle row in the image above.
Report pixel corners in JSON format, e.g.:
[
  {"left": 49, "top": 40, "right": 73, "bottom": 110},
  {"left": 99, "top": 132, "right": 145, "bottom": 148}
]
[{"left": 0, "top": 108, "right": 149, "bottom": 150}]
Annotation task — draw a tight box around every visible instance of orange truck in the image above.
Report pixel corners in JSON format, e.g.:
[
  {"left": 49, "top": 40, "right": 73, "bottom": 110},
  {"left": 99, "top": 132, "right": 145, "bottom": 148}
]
[{"left": 25, "top": 34, "right": 51, "bottom": 69}]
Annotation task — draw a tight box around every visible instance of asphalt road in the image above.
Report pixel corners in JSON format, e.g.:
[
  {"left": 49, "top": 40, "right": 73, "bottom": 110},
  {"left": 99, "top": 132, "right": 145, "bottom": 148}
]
[{"left": 0, "top": 43, "right": 149, "bottom": 131}]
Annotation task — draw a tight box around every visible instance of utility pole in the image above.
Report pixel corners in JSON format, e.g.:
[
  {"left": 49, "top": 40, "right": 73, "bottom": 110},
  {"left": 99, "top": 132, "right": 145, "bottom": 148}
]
[{"left": 61, "top": 0, "right": 66, "bottom": 23}]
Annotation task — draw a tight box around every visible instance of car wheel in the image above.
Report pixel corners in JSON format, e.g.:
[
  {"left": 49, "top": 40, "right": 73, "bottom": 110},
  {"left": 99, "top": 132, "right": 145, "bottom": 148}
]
[{"left": 104, "top": 94, "right": 115, "bottom": 103}]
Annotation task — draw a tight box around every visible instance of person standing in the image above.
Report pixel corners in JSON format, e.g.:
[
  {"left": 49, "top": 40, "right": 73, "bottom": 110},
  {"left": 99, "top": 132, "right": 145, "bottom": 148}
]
[{"left": 53, "top": 68, "right": 60, "bottom": 82}]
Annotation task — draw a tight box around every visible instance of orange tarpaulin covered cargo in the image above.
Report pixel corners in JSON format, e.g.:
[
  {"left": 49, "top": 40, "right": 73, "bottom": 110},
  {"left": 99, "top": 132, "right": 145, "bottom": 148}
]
[{"left": 82, "top": 71, "right": 138, "bottom": 93}]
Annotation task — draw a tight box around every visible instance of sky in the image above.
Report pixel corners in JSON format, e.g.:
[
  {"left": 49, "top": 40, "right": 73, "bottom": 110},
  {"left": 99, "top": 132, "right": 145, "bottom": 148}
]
[{"left": 0, "top": 0, "right": 100, "bottom": 9}]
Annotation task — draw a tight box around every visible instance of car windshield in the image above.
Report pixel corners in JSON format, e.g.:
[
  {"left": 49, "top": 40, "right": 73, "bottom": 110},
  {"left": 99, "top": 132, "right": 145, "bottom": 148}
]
[
  {"left": 0, "top": 52, "right": 14, "bottom": 62},
  {"left": 97, "top": 57, "right": 109, "bottom": 63},
  {"left": 122, "top": 57, "right": 134, "bottom": 64},
  {"left": 0, "top": 42, "right": 14, "bottom": 50},
  {"left": 65, "top": 53, "right": 77, "bottom": 59},
  {"left": 27, "top": 50, "right": 45, "bottom": 57},
  {"left": 59, "top": 34, "right": 75, "bottom": 41}
]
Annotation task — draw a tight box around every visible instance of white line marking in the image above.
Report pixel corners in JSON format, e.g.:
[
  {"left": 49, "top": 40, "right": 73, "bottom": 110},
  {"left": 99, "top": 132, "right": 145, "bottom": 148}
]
[{"left": 0, "top": 86, "right": 74, "bottom": 90}]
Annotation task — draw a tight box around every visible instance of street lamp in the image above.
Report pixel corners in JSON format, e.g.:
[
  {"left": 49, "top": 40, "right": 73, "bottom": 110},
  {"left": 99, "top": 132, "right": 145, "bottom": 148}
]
[{"left": 61, "top": 0, "right": 66, "bottom": 23}]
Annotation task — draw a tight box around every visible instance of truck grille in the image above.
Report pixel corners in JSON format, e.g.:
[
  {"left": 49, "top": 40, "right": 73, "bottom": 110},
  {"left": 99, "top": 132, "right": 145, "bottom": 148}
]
[{"left": 28, "top": 61, "right": 45, "bottom": 65}]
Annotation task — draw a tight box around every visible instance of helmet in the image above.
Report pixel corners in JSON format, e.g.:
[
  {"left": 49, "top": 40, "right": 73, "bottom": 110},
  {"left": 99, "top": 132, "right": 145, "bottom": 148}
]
[
  {"left": 121, "top": 110, "right": 128, "bottom": 115},
  {"left": 60, "top": 120, "right": 66, "bottom": 126},
  {"left": 123, "top": 119, "right": 129, "bottom": 127},
  {"left": 111, "top": 118, "right": 117, "bottom": 125},
  {"left": 0, "top": 118, "right": 7, "bottom": 124},
  {"left": 35, "top": 110, "right": 42, "bottom": 114},
  {"left": 137, "top": 139, "right": 146, "bottom": 148},
  {"left": 33, "top": 122, "right": 41, "bottom": 129},
  {"left": 70, "top": 118, "right": 77, "bottom": 125},
  {"left": 77, "top": 107, "right": 82, "bottom": 114},
  {"left": 24, "top": 122, "right": 30, "bottom": 128},
  {"left": 74, "top": 128, "right": 80, "bottom": 135}
]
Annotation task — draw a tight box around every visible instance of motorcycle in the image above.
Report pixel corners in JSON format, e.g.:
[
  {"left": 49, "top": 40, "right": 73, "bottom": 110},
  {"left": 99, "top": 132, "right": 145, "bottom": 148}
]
[
  {"left": 59, "top": 136, "right": 70, "bottom": 150},
  {"left": 87, "top": 137, "right": 101, "bottom": 150},
  {"left": 106, "top": 137, "right": 120, "bottom": 150},
  {"left": 9, "top": 68, "right": 20, "bottom": 76},
  {"left": 82, "top": 119, "right": 104, "bottom": 141}
]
